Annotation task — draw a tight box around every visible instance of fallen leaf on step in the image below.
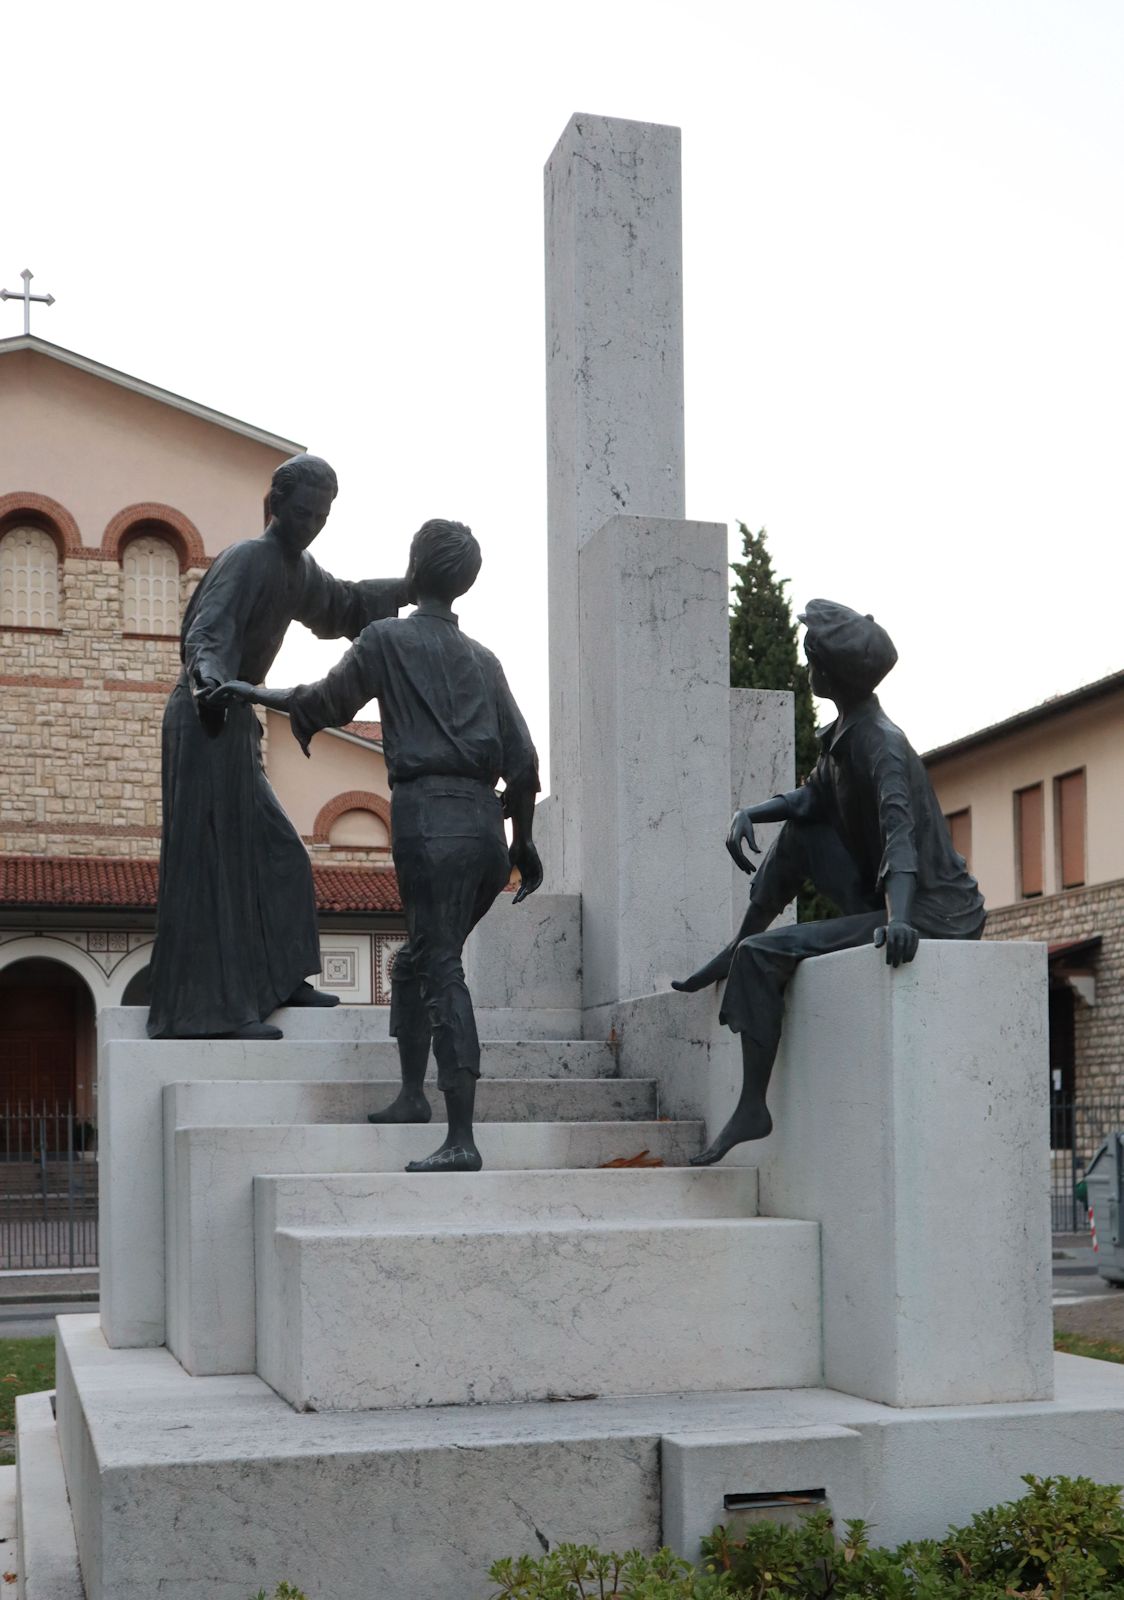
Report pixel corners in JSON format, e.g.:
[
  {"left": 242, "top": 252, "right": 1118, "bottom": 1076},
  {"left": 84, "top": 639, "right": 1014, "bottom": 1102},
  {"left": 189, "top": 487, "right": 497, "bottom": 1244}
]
[{"left": 597, "top": 1149, "right": 665, "bottom": 1168}]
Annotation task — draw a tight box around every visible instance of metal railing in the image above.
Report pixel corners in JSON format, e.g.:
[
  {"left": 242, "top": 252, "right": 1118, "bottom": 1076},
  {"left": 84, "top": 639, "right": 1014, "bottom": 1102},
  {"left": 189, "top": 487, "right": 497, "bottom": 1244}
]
[
  {"left": 0, "top": 1103, "right": 98, "bottom": 1270},
  {"left": 1051, "top": 1094, "right": 1124, "bottom": 1234}
]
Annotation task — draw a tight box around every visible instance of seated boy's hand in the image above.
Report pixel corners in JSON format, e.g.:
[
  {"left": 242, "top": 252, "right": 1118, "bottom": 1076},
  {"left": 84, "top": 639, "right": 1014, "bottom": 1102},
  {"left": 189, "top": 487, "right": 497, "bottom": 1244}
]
[
  {"left": 509, "top": 841, "right": 543, "bottom": 904},
  {"left": 726, "top": 809, "right": 761, "bottom": 874},
  {"left": 874, "top": 921, "right": 919, "bottom": 968}
]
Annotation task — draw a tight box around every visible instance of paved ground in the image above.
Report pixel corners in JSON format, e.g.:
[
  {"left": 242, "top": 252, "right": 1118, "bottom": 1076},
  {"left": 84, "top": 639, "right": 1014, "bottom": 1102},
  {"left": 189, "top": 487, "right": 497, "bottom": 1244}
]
[{"left": 1052, "top": 1233, "right": 1124, "bottom": 1342}]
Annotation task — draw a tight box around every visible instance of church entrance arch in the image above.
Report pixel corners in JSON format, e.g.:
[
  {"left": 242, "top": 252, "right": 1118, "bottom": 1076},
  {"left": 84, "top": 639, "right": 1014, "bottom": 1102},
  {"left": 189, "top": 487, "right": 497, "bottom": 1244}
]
[{"left": 0, "top": 959, "right": 97, "bottom": 1143}]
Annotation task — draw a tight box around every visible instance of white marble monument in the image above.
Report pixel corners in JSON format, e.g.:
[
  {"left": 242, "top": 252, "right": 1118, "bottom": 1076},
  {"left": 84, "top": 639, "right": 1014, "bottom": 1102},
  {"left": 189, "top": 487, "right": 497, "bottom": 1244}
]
[{"left": 19, "top": 112, "right": 1124, "bottom": 1600}]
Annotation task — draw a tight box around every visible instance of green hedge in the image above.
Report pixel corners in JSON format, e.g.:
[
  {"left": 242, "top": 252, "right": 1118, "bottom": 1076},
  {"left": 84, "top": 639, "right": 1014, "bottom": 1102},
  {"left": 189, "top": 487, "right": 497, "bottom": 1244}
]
[{"left": 485, "top": 1476, "right": 1124, "bottom": 1599}]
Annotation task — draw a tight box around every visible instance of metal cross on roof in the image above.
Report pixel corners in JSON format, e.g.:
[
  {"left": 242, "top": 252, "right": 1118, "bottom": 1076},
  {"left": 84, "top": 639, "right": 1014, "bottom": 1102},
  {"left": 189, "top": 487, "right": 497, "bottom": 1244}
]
[{"left": 0, "top": 269, "right": 55, "bottom": 335}]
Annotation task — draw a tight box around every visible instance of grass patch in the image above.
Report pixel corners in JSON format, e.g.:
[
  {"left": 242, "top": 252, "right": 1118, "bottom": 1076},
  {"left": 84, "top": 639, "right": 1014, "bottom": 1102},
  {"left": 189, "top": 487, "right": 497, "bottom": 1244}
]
[
  {"left": 1055, "top": 1329, "right": 1124, "bottom": 1364},
  {"left": 0, "top": 1336, "right": 55, "bottom": 1433}
]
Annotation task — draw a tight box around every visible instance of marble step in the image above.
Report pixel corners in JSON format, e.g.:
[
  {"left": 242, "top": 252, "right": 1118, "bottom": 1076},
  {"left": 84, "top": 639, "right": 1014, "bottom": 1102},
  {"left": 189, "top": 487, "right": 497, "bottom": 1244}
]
[
  {"left": 258, "top": 1213, "right": 821, "bottom": 1411},
  {"left": 168, "top": 1119, "right": 706, "bottom": 1377},
  {"left": 112, "top": 1036, "right": 619, "bottom": 1080},
  {"left": 167, "top": 1076, "right": 656, "bottom": 1127},
  {"left": 100, "top": 1034, "right": 616, "bottom": 1351},
  {"left": 255, "top": 1166, "right": 759, "bottom": 1231},
  {"left": 99, "top": 1002, "right": 584, "bottom": 1043}
]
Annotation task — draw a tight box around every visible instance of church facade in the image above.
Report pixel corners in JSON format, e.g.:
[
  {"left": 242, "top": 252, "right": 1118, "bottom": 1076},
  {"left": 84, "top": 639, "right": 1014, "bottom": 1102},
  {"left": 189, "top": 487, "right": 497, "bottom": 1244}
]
[{"left": 0, "top": 335, "right": 405, "bottom": 1120}]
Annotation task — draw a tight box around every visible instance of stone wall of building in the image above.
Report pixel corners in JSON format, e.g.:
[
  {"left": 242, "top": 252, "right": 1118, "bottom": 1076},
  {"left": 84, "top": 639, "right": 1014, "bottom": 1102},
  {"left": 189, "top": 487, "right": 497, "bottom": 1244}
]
[
  {"left": 0, "top": 555, "right": 199, "bottom": 859},
  {"left": 1, "top": 553, "right": 396, "bottom": 870},
  {"left": 984, "top": 880, "right": 1124, "bottom": 1097}
]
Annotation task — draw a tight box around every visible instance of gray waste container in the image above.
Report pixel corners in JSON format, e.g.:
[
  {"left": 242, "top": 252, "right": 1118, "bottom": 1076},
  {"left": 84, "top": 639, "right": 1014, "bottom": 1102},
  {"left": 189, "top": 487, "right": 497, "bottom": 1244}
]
[{"left": 1081, "top": 1133, "right": 1124, "bottom": 1285}]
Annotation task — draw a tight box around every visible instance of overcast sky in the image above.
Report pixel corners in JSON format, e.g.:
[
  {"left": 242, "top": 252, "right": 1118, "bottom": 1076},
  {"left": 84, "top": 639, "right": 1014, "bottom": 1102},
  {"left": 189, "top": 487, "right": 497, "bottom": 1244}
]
[{"left": 7, "top": 0, "right": 1122, "bottom": 780}]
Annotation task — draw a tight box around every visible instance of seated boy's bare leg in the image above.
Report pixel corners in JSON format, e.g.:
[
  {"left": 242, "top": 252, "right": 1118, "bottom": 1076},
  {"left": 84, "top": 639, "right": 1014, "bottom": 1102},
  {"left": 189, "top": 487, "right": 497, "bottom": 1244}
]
[
  {"left": 672, "top": 902, "right": 774, "bottom": 992},
  {"left": 690, "top": 1032, "right": 774, "bottom": 1165}
]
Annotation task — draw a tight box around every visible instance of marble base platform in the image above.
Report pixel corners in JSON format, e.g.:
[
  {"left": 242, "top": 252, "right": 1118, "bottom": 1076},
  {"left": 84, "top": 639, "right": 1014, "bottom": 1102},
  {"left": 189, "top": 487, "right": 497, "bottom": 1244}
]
[
  {"left": 46, "top": 1318, "right": 1124, "bottom": 1600},
  {"left": 14, "top": 1391, "right": 82, "bottom": 1600}
]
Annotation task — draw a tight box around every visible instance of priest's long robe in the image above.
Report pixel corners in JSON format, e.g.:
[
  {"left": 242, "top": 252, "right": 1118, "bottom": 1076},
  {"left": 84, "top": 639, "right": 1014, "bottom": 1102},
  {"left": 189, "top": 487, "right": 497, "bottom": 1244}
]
[{"left": 146, "top": 532, "right": 405, "bottom": 1038}]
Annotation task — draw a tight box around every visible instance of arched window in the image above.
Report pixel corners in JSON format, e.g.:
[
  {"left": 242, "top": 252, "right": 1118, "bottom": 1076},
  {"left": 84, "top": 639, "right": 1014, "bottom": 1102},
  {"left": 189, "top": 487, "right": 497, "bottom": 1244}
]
[
  {"left": 122, "top": 536, "right": 180, "bottom": 635},
  {"left": 0, "top": 526, "right": 60, "bottom": 629},
  {"left": 328, "top": 808, "right": 391, "bottom": 850}
]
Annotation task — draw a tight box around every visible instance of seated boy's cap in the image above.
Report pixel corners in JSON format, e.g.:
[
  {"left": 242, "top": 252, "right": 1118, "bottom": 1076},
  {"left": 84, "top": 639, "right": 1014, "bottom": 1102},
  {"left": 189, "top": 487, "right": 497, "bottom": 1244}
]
[{"left": 798, "top": 599, "right": 898, "bottom": 693}]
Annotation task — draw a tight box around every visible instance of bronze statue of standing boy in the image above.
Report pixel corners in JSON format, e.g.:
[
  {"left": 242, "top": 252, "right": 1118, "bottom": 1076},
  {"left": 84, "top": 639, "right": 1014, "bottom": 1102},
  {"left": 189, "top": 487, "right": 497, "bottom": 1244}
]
[{"left": 219, "top": 519, "right": 542, "bottom": 1173}]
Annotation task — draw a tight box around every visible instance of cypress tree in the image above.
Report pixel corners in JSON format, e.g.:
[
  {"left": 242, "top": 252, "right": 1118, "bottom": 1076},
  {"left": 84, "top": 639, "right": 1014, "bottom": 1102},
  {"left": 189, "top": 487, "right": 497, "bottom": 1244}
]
[{"left": 729, "top": 523, "right": 836, "bottom": 921}]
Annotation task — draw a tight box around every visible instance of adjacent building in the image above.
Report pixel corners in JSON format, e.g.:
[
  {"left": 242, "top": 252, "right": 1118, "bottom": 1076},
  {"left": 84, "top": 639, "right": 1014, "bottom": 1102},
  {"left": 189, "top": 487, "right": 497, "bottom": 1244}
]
[
  {"left": 925, "top": 671, "right": 1124, "bottom": 1216},
  {"left": 0, "top": 334, "right": 405, "bottom": 1119}
]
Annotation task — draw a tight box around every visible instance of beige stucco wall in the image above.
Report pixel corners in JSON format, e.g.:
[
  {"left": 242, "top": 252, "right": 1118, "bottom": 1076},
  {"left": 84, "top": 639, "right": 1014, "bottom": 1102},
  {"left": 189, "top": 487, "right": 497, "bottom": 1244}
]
[
  {"left": 0, "top": 348, "right": 293, "bottom": 555},
  {"left": 928, "top": 691, "right": 1124, "bottom": 910},
  {"left": 265, "top": 708, "right": 391, "bottom": 840}
]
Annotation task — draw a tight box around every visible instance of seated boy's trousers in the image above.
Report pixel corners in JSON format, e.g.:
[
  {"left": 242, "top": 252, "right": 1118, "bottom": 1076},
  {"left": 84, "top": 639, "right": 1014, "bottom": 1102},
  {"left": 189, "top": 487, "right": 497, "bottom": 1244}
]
[{"left": 720, "top": 819, "right": 886, "bottom": 1058}]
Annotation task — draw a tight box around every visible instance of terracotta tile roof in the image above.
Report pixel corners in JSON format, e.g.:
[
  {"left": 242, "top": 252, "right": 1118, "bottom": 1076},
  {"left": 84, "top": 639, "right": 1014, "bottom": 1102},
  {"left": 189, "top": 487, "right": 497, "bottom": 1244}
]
[
  {"left": 309, "top": 863, "right": 402, "bottom": 914},
  {"left": 341, "top": 720, "right": 383, "bottom": 745},
  {"left": 0, "top": 854, "right": 402, "bottom": 915}
]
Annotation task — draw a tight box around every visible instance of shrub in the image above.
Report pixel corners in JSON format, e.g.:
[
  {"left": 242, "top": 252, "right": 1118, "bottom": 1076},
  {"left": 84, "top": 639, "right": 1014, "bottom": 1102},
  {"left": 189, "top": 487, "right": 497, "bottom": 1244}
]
[{"left": 487, "top": 1476, "right": 1124, "bottom": 1599}]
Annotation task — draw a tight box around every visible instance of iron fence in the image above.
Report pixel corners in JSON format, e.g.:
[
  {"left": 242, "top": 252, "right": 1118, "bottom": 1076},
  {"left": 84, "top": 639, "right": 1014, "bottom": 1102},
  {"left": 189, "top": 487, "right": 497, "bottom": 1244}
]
[
  {"left": 1051, "top": 1094, "right": 1124, "bottom": 1234},
  {"left": 0, "top": 1103, "right": 98, "bottom": 1270}
]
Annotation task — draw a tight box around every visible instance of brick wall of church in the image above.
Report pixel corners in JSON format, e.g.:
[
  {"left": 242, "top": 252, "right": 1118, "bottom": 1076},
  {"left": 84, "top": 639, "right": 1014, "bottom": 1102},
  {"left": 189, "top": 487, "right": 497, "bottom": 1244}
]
[
  {"left": 0, "top": 556, "right": 202, "bottom": 859},
  {"left": 984, "top": 881, "right": 1124, "bottom": 1098}
]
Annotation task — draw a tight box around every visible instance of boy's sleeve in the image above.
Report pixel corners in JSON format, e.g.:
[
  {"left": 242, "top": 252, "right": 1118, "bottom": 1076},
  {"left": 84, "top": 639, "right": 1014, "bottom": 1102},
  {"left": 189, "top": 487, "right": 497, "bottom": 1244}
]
[
  {"left": 495, "top": 662, "right": 540, "bottom": 794},
  {"left": 872, "top": 730, "right": 920, "bottom": 886},
  {"left": 289, "top": 627, "right": 384, "bottom": 749},
  {"left": 777, "top": 757, "right": 829, "bottom": 822}
]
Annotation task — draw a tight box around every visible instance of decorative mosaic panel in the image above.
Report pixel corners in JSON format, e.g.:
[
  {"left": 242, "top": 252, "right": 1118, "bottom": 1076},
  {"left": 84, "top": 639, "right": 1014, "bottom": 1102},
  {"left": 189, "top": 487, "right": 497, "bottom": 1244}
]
[
  {"left": 316, "top": 934, "right": 372, "bottom": 1003},
  {"left": 373, "top": 933, "right": 408, "bottom": 1005}
]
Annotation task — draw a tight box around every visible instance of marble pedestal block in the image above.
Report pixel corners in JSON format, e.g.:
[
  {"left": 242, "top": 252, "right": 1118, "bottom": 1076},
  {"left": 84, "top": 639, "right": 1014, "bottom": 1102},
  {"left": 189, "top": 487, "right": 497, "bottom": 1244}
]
[
  {"left": 579, "top": 514, "right": 735, "bottom": 1009},
  {"left": 256, "top": 1200, "right": 820, "bottom": 1410},
  {"left": 755, "top": 939, "right": 1053, "bottom": 1408},
  {"left": 544, "top": 114, "right": 686, "bottom": 892}
]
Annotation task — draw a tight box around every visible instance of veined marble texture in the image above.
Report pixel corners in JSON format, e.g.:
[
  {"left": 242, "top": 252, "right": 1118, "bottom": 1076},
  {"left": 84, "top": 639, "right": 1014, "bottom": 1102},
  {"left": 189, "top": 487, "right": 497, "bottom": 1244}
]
[
  {"left": 260, "top": 1215, "right": 821, "bottom": 1411},
  {"left": 170, "top": 1117, "right": 704, "bottom": 1377}
]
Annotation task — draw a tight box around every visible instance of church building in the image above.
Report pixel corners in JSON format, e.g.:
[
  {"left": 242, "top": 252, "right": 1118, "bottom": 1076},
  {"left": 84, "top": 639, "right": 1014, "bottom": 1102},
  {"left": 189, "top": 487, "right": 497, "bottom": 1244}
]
[{"left": 0, "top": 330, "right": 406, "bottom": 1124}]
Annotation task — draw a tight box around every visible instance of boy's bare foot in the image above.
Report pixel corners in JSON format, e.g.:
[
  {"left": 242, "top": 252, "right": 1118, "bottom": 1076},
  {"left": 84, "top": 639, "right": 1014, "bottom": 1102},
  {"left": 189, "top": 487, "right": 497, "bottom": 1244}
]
[
  {"left": 405, "top": 1144, "right": 483, "bottom": 1174},
  {"left": 671, "top": 944, "right": 734, "bottom": 993},
  {"left": 689, "top": 1103, "right": 773, "bottom": 1165},
  {"left": 368, "top": 1093, "right": 432, "bottom": 1125}
]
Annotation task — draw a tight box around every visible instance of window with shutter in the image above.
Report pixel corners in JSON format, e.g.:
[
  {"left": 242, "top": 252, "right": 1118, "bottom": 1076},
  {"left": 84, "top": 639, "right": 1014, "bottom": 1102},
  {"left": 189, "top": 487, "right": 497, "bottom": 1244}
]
[
  {"left": 1015, "top": 784, "right": 1044, "bottom": 898},
  {"left": 123, "top": 536, "right": 180, "bottom": 635},
  {"left": 1055, "top": 769, "right": 1086, "bottom": 890},
  {"left": 0, "top": 526, "right": 60, "bottom": 629}
]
